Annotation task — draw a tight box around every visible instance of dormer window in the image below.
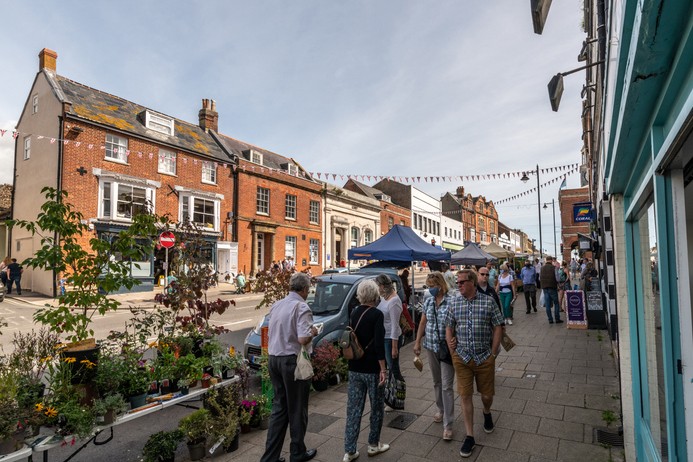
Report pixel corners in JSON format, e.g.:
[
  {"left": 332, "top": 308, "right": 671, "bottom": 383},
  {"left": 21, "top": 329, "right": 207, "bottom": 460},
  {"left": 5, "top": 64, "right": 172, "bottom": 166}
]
[
  {"left": 251, "top": 150, "right": 263, "bottom": 165},
  {"left": 287, "top": 164, "right": 298, "bottom": 176},
  {"left": 145, "top": 110, "right": 174, "bottom": 136}
]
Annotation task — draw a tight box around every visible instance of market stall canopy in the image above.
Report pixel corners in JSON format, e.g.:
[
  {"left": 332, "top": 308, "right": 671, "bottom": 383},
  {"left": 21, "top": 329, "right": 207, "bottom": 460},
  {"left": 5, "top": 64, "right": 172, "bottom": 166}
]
[
  {"left": 450, "top": 242, "right": 497, "bottom": 266},
  {"left": 482, "top": 242, "right": 515, "bottom": 259},
  {"left": 348, "top": 225, "right": 451, "bottom": 262}
]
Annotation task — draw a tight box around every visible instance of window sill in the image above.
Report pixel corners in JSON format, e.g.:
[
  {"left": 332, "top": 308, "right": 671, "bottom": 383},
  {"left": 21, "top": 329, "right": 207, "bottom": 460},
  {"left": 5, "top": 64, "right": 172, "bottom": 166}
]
[
  {"left": 285, "top": 217, "right": 296, "bottom": 221},
  {"left": 159, "top": 170, "right": 177, "bottom": 177},
  {"left": 201, "top": 180, "right": 217, "bottom": 186},
  {"left": 256, "top": 212, "right": 269, "bottom": 217},
  {"left": 104, "top": 157, "right": 129, "bottom": 166}
]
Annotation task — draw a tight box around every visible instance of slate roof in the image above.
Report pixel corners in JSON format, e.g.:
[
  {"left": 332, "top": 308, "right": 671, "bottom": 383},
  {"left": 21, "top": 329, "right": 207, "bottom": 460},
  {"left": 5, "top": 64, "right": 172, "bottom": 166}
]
[
  {"left": 51, "top": 73, "right": 230, "bottom": 163},
  {"left": 344, "top": 178, "right": 386, "bottom": 200},
  {"left": 215, "top": 134, "right": 313, "bottom": 182}
]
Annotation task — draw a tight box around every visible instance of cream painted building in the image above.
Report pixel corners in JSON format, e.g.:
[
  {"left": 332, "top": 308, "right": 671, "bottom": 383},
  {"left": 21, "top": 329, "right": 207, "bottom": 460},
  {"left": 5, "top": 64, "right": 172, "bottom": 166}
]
[{"left": 323, "top": 184, "right": 380, "bottom": 269}]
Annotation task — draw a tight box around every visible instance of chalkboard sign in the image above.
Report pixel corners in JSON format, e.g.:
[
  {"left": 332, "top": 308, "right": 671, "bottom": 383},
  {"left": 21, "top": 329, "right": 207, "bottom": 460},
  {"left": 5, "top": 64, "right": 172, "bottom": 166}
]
[
  {"left": 586, "top": 291, "right": 603, "bottom": 311},
  {"left": 565, "top": 290, "right": 587, "bottom": 329}
]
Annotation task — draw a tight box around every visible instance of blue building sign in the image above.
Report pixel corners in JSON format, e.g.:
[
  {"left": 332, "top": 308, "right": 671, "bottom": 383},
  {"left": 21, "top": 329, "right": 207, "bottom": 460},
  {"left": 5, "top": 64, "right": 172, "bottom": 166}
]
[{"left": 573, "top": 203, "right": 593, "bottom": 223}]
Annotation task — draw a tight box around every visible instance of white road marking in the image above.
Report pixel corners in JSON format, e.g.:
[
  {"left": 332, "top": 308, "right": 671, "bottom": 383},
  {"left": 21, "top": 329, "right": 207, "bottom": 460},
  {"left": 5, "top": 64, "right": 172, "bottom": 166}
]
[{"left": 220, "top": 319, "right": 252, "bottom": 326}]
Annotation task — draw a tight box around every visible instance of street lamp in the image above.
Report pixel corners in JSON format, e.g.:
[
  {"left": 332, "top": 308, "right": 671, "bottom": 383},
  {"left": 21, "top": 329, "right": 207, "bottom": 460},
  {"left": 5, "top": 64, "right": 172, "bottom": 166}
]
[
  {"left": 543, "top": 199, "right": 557, "bottom": 258},
  {"left": 521, "top": 165, "right": 543, "bottom": 260}
]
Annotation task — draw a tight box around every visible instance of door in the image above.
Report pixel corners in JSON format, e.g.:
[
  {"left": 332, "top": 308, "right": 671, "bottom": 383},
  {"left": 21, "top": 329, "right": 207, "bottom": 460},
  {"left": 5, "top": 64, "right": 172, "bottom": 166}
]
[{"left": 256, "top": 233, "right": 265, "bottom": 272}]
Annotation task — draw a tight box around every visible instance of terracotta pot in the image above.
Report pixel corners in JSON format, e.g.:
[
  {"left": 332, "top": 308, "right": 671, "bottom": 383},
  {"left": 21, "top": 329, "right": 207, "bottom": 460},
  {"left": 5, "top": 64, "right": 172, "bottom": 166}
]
[{"left": 201, "top": 379, "right": 211, "bottom": 389}]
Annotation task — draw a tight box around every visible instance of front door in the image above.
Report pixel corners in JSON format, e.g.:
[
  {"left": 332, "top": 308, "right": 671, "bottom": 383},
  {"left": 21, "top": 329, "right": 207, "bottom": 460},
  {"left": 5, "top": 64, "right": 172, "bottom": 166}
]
[{"left": 256, "top": 233, "right": 265, "bottom": 272}]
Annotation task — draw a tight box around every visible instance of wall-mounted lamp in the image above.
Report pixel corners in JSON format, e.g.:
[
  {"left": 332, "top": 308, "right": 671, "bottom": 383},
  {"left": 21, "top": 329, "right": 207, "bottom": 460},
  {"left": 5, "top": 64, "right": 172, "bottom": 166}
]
[{"left": 548, "top": 61, "right": 604, "bottom": 112}]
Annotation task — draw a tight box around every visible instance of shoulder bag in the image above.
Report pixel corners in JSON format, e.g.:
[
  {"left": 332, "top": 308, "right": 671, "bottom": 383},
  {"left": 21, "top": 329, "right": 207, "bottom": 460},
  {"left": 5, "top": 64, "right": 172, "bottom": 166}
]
[
  {"left": 433, "top": 304, "right": 452, "bottom": 364},
  {"left": 339, "top": 307, "right": 372, "bottom": 360},
  {"left": 384, "top": 369, "right": 406, "bottom": 410}
]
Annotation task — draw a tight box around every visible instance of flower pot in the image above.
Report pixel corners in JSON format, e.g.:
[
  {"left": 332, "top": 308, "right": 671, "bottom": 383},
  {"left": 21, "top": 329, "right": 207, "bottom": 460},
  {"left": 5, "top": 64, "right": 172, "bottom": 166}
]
[
  {"left": 159, "top": 379, "right": 172, "bottom": 395},
  {"left": 61, "top": 340, "right": 100, "bottom": 384},
  {"left": 147, "top": 381, "right": 159, "bottom": 395},
  {"left": 225, "top": 432, "right": 240, "bottom": 452},
  {"left": 179, "top": 386, "right": 189, "bottom": 396},
  {"left": 221, "top": 368, "right": 234, "bottom": 380},
  {"left": 0, "top": 435, "right": 23, "bottom": 456},
  {"left": 189, "top": 380, "right": 198, "bottom": 388},
  {"left": 328, "top": 375, "right": 339, "bottom": 386},
  {"left": 312, "top": 379, "right": 329, "bottom": 392},
  {"left": 128, "top": 392, "right": 147, "bottom": 409},
  {"left": 201, "top": 379, "right": 211, "bottom": 389},
  {"left": 240, "top": 424, "right": 252, "bottom": 434},
  {"left": 102, "top": 409, "right": 116, "bottom": 425},
  {"left": 187, "top": 441, "right": 206, "bottom": 461}
]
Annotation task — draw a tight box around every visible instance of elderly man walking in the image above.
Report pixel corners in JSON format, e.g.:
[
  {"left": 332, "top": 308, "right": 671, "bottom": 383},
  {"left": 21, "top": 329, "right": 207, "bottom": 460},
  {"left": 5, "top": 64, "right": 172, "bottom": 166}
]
[
  {"left": 444, "top": 269, "right": 504, "bottom": 458},
  {"left": 261, "top": 272, "right": 318, "bottom": 462}
]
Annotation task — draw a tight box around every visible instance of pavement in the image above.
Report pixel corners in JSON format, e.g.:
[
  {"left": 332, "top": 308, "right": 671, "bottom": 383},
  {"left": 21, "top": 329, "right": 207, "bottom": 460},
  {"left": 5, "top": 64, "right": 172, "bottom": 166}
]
[
  {"left": 6, "top": 285, "right": 626, "bottom": 462},
  {"left": 211, "top": 296, "right": 625, "bottom": 462}
]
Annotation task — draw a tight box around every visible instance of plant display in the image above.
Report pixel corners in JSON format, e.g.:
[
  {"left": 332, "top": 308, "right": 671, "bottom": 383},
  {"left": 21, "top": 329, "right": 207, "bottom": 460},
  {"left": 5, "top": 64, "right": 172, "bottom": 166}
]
[
  {"left": 239, "top": 396, "right": 261, "bottom": 426},
  {"left": 92, "top": 393, "right": 128, "bottom": 418},
  {"left": 205, "top": 385, "right": 241, "bottom": 450},
  {"left": 174, "top": 354, "right": 206, "bottom": 385},
  {"left": 311, "top": 342, "right": 340, "bottom": 381},
  {"left": 178, "top": 408, "right": 212, "bottom": 444},
  {"left": 142, "top": 429, "right": 183, "bottom": 462},
  {"left": 8, "top": 328, "right": 60, "bottom": 395},
  {"left": 8, "top": 187, "right": 165, "bottom": 343}
]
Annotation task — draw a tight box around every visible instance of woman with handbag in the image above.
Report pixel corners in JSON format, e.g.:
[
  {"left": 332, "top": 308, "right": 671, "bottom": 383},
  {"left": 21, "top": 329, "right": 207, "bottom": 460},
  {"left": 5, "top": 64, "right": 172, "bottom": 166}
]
[
  {"left": 375, "top": 274, "right": 404, "bottom": 412},
  {"left": 343, "top": 279, "right": 390, "bottom": 461},
  {"left": 413, "top": 271, "right": 455, "bottom": 441}
]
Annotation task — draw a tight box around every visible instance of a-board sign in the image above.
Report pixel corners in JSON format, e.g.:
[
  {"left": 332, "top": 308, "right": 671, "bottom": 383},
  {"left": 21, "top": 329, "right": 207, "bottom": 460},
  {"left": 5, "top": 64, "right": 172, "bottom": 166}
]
[
  {"left": 586, "top": 291, "right": 603, "bottom": 311},
  {"left": 565, "top": 290, "right": 587, "bottom": 329}
]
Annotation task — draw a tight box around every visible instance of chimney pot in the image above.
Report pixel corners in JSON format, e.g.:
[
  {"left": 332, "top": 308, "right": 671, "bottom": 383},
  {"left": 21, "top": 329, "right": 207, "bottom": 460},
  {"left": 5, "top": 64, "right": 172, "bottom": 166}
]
[{"left": 39, "top": 48, "right": 58, "bottom": 72}]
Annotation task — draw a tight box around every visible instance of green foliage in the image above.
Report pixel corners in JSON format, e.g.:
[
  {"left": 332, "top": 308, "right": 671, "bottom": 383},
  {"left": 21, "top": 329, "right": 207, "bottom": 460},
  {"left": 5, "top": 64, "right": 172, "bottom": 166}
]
[
  {"left": 54, "top": 398, "right": 96, "bottom": 438},
  {"left": 175, "top": 354, "right": 206, "bottom": 383},
  {"left": 178, "top": 408, "right": 211, "bottom": 444},
  {"left": 8, "top": 328, "right": 60, "bottom": 385},
  {"left": 92, "top": 393, "right": 128, "bottom": 417},
  {"left": 0, "top": 397, "right": 20, "bottom": 440},
  {"left": 205, "top": 386, "right": 240, "bottom": 449},
  {"left": 142, "top": 429, "right": 184, "bottom": 462},
  {"left": 602, "top": 410, "right": 618, "bottom": 427},
  {"left": 7, "top": 187, "right": 166, "bottom": 343}
]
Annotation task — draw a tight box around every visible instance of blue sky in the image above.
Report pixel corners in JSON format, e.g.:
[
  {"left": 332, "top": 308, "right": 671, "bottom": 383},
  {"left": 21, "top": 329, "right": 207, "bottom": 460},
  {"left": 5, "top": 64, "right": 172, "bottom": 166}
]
[{"left": 0, "top": 1, "right": 588, "bottom": 254}]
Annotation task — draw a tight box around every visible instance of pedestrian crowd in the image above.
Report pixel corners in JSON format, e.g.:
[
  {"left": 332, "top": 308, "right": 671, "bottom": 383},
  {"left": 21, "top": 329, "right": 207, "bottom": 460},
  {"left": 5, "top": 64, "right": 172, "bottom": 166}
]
[{"left": 259, "top": 257, "right": 594, "bottom": 461}]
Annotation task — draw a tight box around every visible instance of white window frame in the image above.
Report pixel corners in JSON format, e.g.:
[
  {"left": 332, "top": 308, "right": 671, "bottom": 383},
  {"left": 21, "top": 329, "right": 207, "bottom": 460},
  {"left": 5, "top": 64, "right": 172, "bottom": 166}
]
[
  {"left": 23, "top": 136, "right": 30, "bottom": 160},
  {"left": 251, "top": 150, "right": 263, "bottom": 165},
  {"left": 180, "top": 194, "right": 219, "bottom": 231},
  {"left": 364, "top": 229, "right": 373, "bottom": 245},
  {"left": 257, "top": 187, "right": 270, "bottom": 215},
  {"left": 32, "top": 95, "right": 38, "bottom": 114},
  {"left": 287, "top": 164, "right": 298, "bottom": 176},
  {"left": 158, "top": 149, "right": 177, "bottom": 175},
  {"left": 309, "top": 200, "right": 320, "bottom": 224},
  {"left": 145, "top": 110, "right": 175, "bottom": 136},
  {"left": 201, "top": 161, "right": 216, "bottom": 184},
  {"left": 105, "top": 134, "right": 128, "bottom": 162},
  {"left": 285, "top": 236, "right": 297, "bottom": 260},
  {"left": 285, "top": 194, "right": 297, "bottom": 220},
  {"left": 99, "top": 179, "right": 155, "bottom": 222},
  {"left": 388, "top": 217, "right": 394, "bottom": 230},
  {"left": 309, "top": 238, "right": 319, "bottom": 264},
  {"left": 350, "top": 227, "right": 360, "bottom": 247}
]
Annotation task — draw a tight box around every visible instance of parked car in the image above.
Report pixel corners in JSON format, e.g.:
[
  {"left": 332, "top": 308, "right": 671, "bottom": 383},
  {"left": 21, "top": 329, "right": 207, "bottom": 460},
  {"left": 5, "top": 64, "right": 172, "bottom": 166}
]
[
  {"left": 320, "top": 267, "right": 351, "bottom": 275},
  {"left": 244, "top": 271, "right": 405, "bottom": 368}
]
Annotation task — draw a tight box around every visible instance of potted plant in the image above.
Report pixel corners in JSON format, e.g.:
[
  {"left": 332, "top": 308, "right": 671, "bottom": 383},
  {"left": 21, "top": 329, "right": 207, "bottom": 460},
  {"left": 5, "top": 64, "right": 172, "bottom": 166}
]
[
  {"left": 52, "top": 398, "right": 95, "bottom": 439},
  {"left": 200, "top": 373, "right": 213, "bottom": 389},
  {"left": 120, "top": 367, "right": 151, "bottom": 409},
  {"left": 239, "top": 397, "right": 260, "bottom": 433},
  {"left": 0, "top": 397, "right": 22, "bottom": 456},
  {"left": 205, "top": 386, "right": 241, "bottom": 453},
  {"left": 142, "top": 429, "right": 183, "bottom": 462},
  {"left": 174, "top": 354, "right": 205, "bottom": 388},
  {"left": 93, "top": 393, "right": 128, "bottom": 425},
  {"left": 178, "top": 408, "right": 211, "bottom": 461},
  {"left": 8, "top": 328, "right": 59, "bottom": 408},
  {"left": 311, "top": 343, "right": 340, "bottom": 391}
]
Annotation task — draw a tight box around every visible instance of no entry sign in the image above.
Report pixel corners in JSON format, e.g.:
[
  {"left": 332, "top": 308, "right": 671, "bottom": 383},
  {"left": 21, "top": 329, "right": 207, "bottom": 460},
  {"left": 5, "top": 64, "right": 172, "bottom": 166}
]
[{"left": 159, "top": 231, "right": 176, "bottom": 249}]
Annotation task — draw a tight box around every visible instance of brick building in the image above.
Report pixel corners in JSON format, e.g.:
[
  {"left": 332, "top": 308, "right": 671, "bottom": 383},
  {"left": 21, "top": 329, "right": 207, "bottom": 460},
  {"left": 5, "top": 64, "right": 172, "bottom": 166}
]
[
  {"left": 10, "top": 48, "right": 322, "bottom": 295},
  {"left": 558, "top": 186, "right": 592, "bottom": 262},
  {"left": 342, "top": 179, "right": 411, "bottom": 236},
  {"left": 215, "top": 135, "right": 322, "bottom": 275},
  {"left": 441, "top": 187, "right": 498, "bottom": 245}
]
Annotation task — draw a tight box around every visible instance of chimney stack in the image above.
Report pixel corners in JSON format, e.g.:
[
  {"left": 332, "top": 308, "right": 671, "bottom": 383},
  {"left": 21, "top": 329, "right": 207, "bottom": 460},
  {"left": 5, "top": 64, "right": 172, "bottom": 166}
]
[
  {"left": 199, "top": 99, "right": 219, "bottom": 133},
  {"left": 456, "top": 186, "right": 465, "bottom": 198},
  {"left": 39, "top": 48, "right": 58, "bottom": 72}
]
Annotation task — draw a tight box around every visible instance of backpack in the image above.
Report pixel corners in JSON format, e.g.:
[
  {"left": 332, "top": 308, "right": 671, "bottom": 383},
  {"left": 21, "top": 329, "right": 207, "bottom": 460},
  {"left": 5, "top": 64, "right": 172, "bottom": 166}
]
[
  {"left": 559, "top": 269, "right": 567, "bottom": 283},
  {"left": 339, "top": 308, "right": 372, "bottom": 360}
]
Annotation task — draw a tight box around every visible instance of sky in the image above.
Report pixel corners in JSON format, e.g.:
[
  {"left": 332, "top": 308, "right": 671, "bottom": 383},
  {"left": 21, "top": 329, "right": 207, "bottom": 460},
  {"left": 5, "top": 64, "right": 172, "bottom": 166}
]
[{"left": 0, "top": 1, "right": 588, "bottom": 255}]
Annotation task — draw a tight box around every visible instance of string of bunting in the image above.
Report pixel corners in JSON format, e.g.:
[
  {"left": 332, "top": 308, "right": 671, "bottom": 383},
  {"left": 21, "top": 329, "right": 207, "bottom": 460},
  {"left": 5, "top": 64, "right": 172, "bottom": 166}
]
[
  {"left": 494, "top": 166, "right": 580, "bottom": 205},
  {"left": 0, "top": 129, "right": 578, "bottom": 183}
]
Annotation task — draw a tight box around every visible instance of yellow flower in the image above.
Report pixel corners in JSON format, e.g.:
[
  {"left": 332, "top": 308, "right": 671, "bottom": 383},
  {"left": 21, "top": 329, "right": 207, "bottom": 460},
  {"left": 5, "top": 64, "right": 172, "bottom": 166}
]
[
  {"left": 64, "top": 356, "right": 76, "bottom": 363},
  {"left": 80, "top": 359, "right": 96, "bottom": 369},
  {"left": 148, "top": 341, "right": 158, "bottom": 348},
  {"left": 54, "top": 343, "right": 67, "bottom": 351},
  {"left": 40, "top": 356, "right": 53, "bottom": 363},
  {"left": 229, "top": 346, "right": 236, "bottom": 355},
  {"left": 44, "top": 407, "right": 58, "bottom": 418},
  {"left": 35, "top": 403, "right": 45, "bottom": 412}
]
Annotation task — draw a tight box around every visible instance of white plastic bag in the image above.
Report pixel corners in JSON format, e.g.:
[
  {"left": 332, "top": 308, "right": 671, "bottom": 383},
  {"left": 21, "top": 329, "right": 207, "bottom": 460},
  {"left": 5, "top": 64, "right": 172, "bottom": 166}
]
[
  {"left": 294, "top": 345, "right": 314, "bottom": 381},
  {"left": 539, "top": 289, "right": 545, "bottom": 307}
]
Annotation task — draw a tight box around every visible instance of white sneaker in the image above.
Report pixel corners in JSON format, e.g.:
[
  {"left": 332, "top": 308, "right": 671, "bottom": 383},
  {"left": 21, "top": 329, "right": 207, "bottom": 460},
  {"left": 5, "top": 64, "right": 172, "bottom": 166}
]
[
  {"left": 384, "top": 405, "right": 394, "bottom": 412},
  {"left": 367, "top": 442, "right": 390, "bottom": 456},
  {"left": 343, "top": 450, "right": 360, "bottom": 461},
  {"left": 507, "top": 319, "right": 513, "bottom": 325}
]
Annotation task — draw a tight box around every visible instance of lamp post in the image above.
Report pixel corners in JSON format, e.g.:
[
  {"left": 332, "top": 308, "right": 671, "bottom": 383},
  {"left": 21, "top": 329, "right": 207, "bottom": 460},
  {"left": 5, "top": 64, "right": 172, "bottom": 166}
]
[
  {"left": 543, "top": 199, "right": 557, "bottom": 258},
  {"left": 521, "top": 165, "right": 543, "bottom": 260}
]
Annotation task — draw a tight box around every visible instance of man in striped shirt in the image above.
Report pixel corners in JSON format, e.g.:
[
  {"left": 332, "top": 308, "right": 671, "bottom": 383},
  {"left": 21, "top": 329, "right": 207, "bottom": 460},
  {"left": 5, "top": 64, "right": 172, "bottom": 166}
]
[{"left": 444, "top": 269, "right": 503, "bottom": 458}]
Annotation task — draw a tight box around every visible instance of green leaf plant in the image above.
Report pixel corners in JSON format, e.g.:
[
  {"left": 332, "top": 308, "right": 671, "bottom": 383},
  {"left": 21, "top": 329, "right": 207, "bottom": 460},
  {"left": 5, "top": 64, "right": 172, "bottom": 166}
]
[{"left": 8, "top": 187, "right": 167, "bottom": 343}]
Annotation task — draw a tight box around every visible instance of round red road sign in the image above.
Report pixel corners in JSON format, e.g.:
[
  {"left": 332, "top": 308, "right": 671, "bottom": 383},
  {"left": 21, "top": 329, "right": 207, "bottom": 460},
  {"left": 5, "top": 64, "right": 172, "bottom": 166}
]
[{"left": 159, "top": 231, "right": 176, "bottom": 249}]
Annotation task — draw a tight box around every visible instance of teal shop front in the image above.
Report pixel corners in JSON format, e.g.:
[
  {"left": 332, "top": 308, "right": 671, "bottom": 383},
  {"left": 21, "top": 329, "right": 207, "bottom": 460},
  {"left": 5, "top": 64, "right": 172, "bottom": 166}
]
[{"left": 600, "top": 1, "right": 693, "bottom": 460}]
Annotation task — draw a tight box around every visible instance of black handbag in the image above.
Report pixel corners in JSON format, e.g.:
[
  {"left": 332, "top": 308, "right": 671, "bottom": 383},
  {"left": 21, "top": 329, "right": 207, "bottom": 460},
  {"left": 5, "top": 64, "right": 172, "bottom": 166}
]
[{"left": 433, "top": 306, "right": 452, "bottom": 364}]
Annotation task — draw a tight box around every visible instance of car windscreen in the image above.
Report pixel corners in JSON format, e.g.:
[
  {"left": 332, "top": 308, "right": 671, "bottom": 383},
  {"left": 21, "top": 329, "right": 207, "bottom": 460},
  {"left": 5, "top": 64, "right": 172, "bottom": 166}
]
[{"left": 307, "top": 281, "right": 353, "bottom": 315}]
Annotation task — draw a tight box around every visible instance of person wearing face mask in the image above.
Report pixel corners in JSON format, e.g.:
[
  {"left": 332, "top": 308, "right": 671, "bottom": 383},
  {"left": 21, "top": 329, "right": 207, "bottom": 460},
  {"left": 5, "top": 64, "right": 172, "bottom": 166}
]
[{"left": 413, "top": 272, "right": 455, "bottom": 441}]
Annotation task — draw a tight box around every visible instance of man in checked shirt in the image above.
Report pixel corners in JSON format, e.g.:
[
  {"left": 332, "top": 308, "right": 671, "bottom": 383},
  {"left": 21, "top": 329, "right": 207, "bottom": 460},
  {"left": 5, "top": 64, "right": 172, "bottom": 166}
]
[{"left": 444, "top": 269, "right": 504, "bottom": 458}]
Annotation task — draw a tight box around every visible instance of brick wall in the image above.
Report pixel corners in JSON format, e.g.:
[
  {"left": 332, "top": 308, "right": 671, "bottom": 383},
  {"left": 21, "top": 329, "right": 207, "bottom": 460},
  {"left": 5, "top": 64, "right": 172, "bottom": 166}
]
[
  {"left": 558, "top": 187, "right": 592, "bottom": 261},
  {"left": 380, "top": 201, "right": 410, "bottom": 235}
]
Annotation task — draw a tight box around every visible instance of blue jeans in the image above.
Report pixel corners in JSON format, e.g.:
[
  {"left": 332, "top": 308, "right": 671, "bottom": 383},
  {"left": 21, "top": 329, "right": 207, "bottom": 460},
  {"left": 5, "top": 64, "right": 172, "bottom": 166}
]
[
  {"left": 543, "top": 288, "right": 561, "bottom": 321},
  {"left": 344, "top": 371, "right": 384, "bottom": 454},
  {"left": 7, "top": 276, "right": 21, "bottom": 295}
]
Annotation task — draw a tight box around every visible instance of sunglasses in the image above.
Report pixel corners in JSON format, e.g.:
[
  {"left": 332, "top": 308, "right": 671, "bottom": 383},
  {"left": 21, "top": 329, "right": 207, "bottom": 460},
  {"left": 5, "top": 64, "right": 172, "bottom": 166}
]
[
  {"left": 478, "top": 272, "right": 489, "bottom": 276},
  {"left": 456, "top": 279, "right": 472, "bottom": 285}
]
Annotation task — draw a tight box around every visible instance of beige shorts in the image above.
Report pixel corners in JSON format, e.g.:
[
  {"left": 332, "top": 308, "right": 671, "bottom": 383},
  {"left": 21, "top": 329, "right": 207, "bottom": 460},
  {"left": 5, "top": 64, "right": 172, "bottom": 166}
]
[{"left": 452, "top": 351, "right": 496, "bottom": 396}]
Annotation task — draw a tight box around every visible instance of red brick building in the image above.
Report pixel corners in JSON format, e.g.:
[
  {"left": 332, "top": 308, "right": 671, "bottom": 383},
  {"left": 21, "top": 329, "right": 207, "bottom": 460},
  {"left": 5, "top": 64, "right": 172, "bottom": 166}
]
[
  {"left": 215, "top": 135, "right": 323, "bottom": 275},
  {"left": 342, "top": 179, "right": 411, "bottom": 236},
  {"left": 441, "top": 187, "right": 498, "bottom": 245},
  {"left": 558, "top": 186, "right": 592, "bottom": 262}
]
